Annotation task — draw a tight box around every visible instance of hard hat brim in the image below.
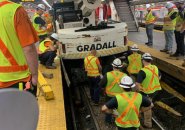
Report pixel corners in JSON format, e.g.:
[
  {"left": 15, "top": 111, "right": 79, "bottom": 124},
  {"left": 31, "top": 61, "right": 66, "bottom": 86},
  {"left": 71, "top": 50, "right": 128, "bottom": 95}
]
[
  {"left": 112, "top": 63, "right": 123, "bottom": 68},
  {"left": 119, "top": 83, "right": 135, "bottom": 88},
  {"left": 131, "top": 48, "right": 139, "bottom": 51}
]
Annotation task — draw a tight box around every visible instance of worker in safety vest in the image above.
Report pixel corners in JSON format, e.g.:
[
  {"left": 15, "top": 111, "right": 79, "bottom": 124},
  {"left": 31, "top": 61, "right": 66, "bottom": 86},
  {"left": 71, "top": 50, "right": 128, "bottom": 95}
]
[
  {"left": 171, "top": 0, "right": 185, "bottom": 60},
  {"left": 0, "top": 0, "right": 39, "bottom": 96},
  {"left": 84, "top": 49, "right": 102, "bottom": 105},
  {"left": 102, "top": 76, "right": 153, "bottom": 130},
  {"left": 145, "top": 4, "right": 158, "bottom": 46},
  {"left": 99, "top": 58, "right": 127, "bottom": 124},
  {"left": 33, "top": 4, "right": 47, "bottom": 41},
  {"left": 38, "top": 33, "right": 59, "bottom": 69},
  {"left": 127, "top": 44, "right": 142, "bottom": 79},
  {"left": 160, "top": 2, "right": 177, "bottom": 54},
  {"left": 136, "top": 53, "right": 161, "bottom": 128}
]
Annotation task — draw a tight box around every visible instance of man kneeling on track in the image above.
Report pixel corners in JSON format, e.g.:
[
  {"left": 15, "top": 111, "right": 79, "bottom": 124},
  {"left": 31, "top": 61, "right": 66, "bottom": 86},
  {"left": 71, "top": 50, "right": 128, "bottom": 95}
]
[
  {"left": 102, "top": 76, "right": 153, "bottom": 130},
  {"left": 99, "top": 58, "right": 127, "bottom": 124},
  {"left": 38, "top": 33, "right": 59, "bottom": 69}
]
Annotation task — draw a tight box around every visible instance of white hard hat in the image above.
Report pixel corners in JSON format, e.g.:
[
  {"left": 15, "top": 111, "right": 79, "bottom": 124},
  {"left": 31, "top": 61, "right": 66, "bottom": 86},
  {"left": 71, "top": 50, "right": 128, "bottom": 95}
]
[
  {"left": 131, "top": 44, "right": 139, "bottom": 51},
  {"left": 146, "top": 4, "right": 151, "bottom": 9},
  {"left": 112, "top": 58, "right": 123, "bottom": 68},
  {"left": 51, "top": 33, "right": 59, "bottom": 41},
  {"left": 142, "top": 53, "right": 153, "bottom": 60},
  {"left": 119, "top": 76, "right": 135, "bottom": 88},
  {"left": 165, "top": 2, "right": 174, "bottom": 9},
  {"left": 37, "top": 4, "right": 46, "bottom": 11}
]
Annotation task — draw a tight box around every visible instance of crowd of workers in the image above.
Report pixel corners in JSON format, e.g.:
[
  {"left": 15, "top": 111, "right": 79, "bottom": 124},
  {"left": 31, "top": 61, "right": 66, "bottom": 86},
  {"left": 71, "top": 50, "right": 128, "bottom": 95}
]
[
  {"left": 144, "top": 0, "right": 185, "bottom": 63},
  {"left": 84, "top": 44, "right": 161, "bottom": 130},
  {"left": 0, "top": 0, "right": 184, "bottom": 130}
]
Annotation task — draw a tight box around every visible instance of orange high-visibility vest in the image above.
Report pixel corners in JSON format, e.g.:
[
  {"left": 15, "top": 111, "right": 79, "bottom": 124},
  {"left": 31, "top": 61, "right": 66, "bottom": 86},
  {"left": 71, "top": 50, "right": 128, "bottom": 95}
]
[
  {"left": 0, "top": 0, "right": 30, "bottom": 82},
  {"left": 84, "top": 55, "right": 100, "bottom": 77}
]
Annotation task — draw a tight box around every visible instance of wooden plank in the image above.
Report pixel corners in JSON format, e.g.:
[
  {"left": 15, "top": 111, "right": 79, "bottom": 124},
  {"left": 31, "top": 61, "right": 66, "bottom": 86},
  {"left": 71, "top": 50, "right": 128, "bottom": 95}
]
[
  {"left": 129, "top": 41, "right": 185, "bottom": 83},
  {"left": 37, "top": 59, "right": 66, "bottom": 130}
]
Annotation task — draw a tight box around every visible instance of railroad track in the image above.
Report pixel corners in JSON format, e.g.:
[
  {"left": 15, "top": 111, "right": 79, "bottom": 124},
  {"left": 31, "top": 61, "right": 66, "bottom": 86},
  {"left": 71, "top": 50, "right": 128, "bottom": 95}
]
[{"left": 79, "top": 85, "right": 165, "bottom": 130}]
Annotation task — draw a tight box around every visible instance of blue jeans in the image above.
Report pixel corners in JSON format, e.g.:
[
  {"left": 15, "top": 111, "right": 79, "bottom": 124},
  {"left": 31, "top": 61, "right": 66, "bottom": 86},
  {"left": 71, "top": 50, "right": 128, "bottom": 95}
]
[
  {"left": 88, "top": 76, "right": 101, "bottom": 103},
  {"left": 146, "top": 24, "right": 154, "bottom": 44},
  {"left": 164, "top": 30, "right": 174, "bottom": 51}
]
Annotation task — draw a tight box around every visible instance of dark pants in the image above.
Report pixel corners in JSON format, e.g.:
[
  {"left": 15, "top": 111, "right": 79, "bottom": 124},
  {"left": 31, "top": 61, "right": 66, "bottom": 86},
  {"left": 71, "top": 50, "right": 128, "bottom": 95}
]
[
  {"left": 88, "top": 76, "right": 101, "bottom": 103},
  {"left": 39, "top": 51, "right": 57, "bottom": 66},
  {"left": 174, "top": 31, "right": 185, "bottom": 56},
  {"left": 146, "top": 24, "right": 154, "bottom": 44},
  {"left": 105, "top": 96, "right": 113, "bottom": 123},
  {"left": 39, "top": 34, "right": 47, "bottom": 42},
  {"left": 2, "top": 82, "right": 37, "bottom": 97},
  {"left": 117, "top": 126, "right": 137, "bottom": 130}
]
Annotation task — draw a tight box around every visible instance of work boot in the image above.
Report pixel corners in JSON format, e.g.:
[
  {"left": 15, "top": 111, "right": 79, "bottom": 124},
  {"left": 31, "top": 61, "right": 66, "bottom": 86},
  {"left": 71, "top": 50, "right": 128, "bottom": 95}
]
[
  {"left": 170, "top": 53, "right": 179, "bottom": 57},
  {"left": 160, "top": 49, "right": 168, "bottom": 52},
  {"left": 166, "top": 50, "right": 173, "bottom": 55},
  {"left": 147, "top": 43, "right": 153, "bottom": 47},
  {"left": 46, "top": 65, "right": 57, "bottom": 69},
  {"left": 143, "top": 109, "right": 152, "bottom": 128},
  {"left": 145, "top": 42, "right": 149, "bottom": 45},
  {"left": 176, "top": 55, "right": 184, "bottom": 60}
]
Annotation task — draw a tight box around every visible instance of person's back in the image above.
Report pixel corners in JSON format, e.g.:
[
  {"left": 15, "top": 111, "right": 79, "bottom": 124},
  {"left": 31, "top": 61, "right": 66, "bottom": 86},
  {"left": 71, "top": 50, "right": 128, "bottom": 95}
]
[
  {"left": 115, "top": 92, "right": 142, "bottom": 128},
  {"left": 0, "top": 0, "right": 38, "bottom": 95},
  {"left": 127, "top": 53, "right": 142, "bottom": 74},
  {"left": 141, "top": 64, "right": 161, "bottom": 94},
  {"left": 106, "top": 70, "right": 126, "bottom": 97},
  {"left": 84, "top": 53, "right": 100, "bottom": 77}
]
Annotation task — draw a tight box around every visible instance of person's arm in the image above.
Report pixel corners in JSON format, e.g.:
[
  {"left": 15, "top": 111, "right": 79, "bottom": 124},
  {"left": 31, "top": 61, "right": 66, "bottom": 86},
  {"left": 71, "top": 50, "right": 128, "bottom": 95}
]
[
  {"left": 164, "top": 11, "right": 177, "bottom": 22},
  {"left": 15, "top": 7, "right": 39, "bottom": 86},
  {"left": 23, "top": 45, "right": 38, "bottom": 86},
  {"left": 180, "top": 12, "right": 185, "bottom": 33},
  {"left": 99, "top": 74, "right": 108, "bottom": 88},
  {"left": 152, "top": 11, "right": 158, "bottom": 22},
  {"left": 135, "top": 70, "right": 146, "bottom": 92},
  {"left": 96, "top": 58, "right": 102, "bottom": 74},
  {"left": 101, "top": 97, "right": 118, "bottom": 113},
  {"left": 34, "top": 17, "right": 46, "bottom": 26}
]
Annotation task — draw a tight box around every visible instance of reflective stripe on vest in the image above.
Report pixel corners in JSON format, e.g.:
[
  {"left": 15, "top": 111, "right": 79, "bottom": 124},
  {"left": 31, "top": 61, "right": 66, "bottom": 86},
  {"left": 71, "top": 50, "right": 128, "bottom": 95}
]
[
  {"left": 0, "top": 1, "right": 30, "bottom": 82},
  {"left": 175, "top": 11, "right": 185, "bottom": 31},
  {"left": 106, "top": 71, "right": 126, "bottom": 97},
  {"left": 84, "top": 55, "right": 100, "bottom": 77},
  {"left": 127, "top": 53, "right": 142, "bottom": 74},
  {"left": 32, "top": 13, "right": 47, "bottom": 36},
  {"left": 141, "top": 65, "right": 161, "bottom": 94},
  {"left": 163, "top": 10, "right": 177, "bottom": 30},
  {"left": 115, "top": 92, "right": 142, "bottom": 128},
  {"left": 145, "top": 11, "right": 155, "bottom": 24},
  {"left": 39, "top": 39, "right": 52, "bottom": 53}
]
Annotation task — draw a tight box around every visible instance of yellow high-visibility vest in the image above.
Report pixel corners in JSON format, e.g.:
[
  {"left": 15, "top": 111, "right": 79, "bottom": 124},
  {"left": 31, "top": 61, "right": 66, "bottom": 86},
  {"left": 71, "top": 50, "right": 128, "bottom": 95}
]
[
  {"left": 145, "top": 11, "right": 156, "bottom": 24},
  {"left": 163, "top": 10, "right": 177, "bottom": 31},
  {"left": 127, "top": 53, "right": 142, "bottom": 74},
  {"left": 0, "top": 0, "right": 30, "bottom": 82},
  {"left": 106, "top": 71, "right": 127, "bottom": 97},
  {"left": 32, "top": 13, "right": 47, "bottom": 36},
  {"left": 84, "top": 55, "right": 100, "bottom": 77},
  {"left": 39, "top": 39, "right": 53, "bottom": 53},
  {"left": 141, "top": 64, "right": 161, "bottom": 94},
  {"left": 115, "top": 92, "right": 142, "bottom": 128}
]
